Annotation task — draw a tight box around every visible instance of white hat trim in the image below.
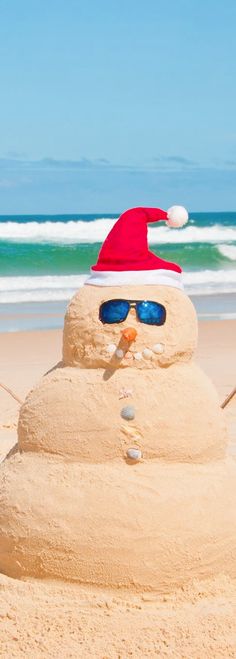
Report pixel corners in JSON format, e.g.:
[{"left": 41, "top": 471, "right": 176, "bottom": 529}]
[{"left": 85, "top": 268, "right": 183, "bottom": 289}]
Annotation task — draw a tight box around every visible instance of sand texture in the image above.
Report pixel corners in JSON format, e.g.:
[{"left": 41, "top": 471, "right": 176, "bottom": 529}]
[
  {"left": 0, "top": 311, "right": 236, "bottom": 656},
  {"left": 63, "top": 285, "right": 197, "bottom": 368},
  {"left": 1, "top": 573, "right": 236, "bottom": 658}
]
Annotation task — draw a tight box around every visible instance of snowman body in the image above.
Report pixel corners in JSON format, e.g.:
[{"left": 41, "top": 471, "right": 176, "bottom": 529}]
[
  {"left": 1, "top": 282, "right": 235, "bottom": 592},
  {"left": 18, "top": 285, "right": 226, "bottom": 464}
]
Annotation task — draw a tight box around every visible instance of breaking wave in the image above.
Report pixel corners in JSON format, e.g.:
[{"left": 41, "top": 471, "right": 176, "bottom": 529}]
[
  {"left": 1, "top": 269, "right": 236, "bottom": 304},
  {"left": 0, "top": 219, "right": 236, "bottom": 244}
]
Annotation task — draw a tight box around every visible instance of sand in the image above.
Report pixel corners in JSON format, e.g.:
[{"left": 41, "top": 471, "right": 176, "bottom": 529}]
[{"left": 0, "top": 320, "right": 236, "bottom": 657}]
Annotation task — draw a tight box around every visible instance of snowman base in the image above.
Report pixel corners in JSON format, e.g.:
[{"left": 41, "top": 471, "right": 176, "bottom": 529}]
[{"left": 1, "top": 451, "right": 236, "bottom": 592}]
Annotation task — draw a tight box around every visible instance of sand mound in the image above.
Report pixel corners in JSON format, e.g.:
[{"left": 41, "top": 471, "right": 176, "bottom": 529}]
[{"left": 1, "top": 573, "right": 236, "bottom": 658}]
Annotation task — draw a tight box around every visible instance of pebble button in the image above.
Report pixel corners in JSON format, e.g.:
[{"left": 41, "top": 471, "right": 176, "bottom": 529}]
[
  {"left": 121, "top": 405, "right": 135, "bottom": 420},
  {"left": 126, "top": 448, "right": 142, "bottom": 461}
]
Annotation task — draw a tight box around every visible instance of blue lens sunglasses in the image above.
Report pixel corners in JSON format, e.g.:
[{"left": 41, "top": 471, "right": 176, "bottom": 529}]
[{"left": 99, "top": 299, "right": 166, "bottom": 326}]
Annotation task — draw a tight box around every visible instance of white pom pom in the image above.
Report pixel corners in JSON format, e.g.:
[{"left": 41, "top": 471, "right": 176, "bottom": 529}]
[{"left": 166, "top": 205, "right": 188, "bottom": 228}]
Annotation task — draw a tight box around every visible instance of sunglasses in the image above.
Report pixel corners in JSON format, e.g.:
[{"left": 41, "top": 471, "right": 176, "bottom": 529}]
[{"left": 99, "top": 299, "right": 166, "bottom": 326}]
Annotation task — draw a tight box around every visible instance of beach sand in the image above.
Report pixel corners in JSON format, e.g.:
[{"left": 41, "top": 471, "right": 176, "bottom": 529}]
[{"left": 0, "top": 321, "right": 236, "bottom": 657}]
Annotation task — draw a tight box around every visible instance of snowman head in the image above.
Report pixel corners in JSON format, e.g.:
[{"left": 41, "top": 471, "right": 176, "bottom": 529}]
[
  {"left": 63, "top": 204, "right": 197, "bottom": 368},
  {"left": 63, "top": 282, "right": 197, "bottom": 369}
]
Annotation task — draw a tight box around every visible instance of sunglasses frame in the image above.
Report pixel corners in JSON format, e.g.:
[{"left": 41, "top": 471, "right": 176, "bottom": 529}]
[{"left": 99, "top": 298, "right": 166, "bottom": 326}]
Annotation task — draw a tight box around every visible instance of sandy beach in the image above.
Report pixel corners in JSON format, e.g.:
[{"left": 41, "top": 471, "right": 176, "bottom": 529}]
[
  {"left": 0, "top": 319, "right": 236, "bottom": 657},
  {"left": 1, "top": 0, "right": 236, "bottom": 652}
]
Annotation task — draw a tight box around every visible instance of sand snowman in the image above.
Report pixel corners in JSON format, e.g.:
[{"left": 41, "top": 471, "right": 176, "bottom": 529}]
[{"left": 1, "top": 205, "right": 236, "bottom": 592}]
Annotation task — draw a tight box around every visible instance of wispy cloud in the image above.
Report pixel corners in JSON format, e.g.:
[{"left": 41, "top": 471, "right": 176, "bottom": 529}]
[
  {"left": 153, "top": 155, "right": 197, "bottom": 167},
  {"left": 224, "top": 160, "right": 236, "bottom": 167},
  {"left": 95, "top": 157, "right": 110, "bottom": 165},
  {"left": 0, "top": 155, "right": 216, "bottom": 175},
  {"left": 0, "top": 178, "right": 16, "bottom": 188},
  {"left": 0, "top": 174, "right": 32, "bottom": 188},
  {"left": 0, "top": 155, "right": 235, "bottom": 177},
  {"left": 0, "top": 157, "right": 112, "bottom": 173},
  {"left": 0, "top": 156, "right": 236, "bottom": 215},
  {"left": 4, "top": 150, "right": 28, "bottom": 159}
]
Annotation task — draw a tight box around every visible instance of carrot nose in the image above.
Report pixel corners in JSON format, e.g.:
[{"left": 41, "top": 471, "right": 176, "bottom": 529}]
[{"left": 121, "top": 327, "right": 137, "bottom": 342}]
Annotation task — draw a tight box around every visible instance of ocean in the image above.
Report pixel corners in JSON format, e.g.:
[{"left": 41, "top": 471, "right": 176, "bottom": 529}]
[{"left": 0, "top": 212, "right": 236, "bottom": 332}]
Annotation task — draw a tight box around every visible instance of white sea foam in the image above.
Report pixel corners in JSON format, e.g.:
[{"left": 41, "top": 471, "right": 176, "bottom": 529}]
[
  {"left": 0, "top": 219, "right": 236, "bottom": 244},
  {"left": 0, "top": 275, "right": 87, "bottom": 304},
  {"left": 184, "top": 269, "right": 236, "bottom": 295},
  {"left": 0, "top": 219, "right": 116, "bottom": 243},
  {"left": 217, "top": 244, "right": 236, "bottom": 260},
  {"left": 1, "top": 270, "right": 236, "bottom": 304},
  {"left": 0, "top": 274, "right": 86, "bottom": 292}
]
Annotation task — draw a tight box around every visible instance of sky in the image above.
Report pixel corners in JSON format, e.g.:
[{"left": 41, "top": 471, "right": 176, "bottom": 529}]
[{"left": 0, "top": 0, "right": 236, "bottom": 213}]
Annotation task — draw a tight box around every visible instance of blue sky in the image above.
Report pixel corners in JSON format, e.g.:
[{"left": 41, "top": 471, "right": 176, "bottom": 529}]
[{"left": 0, "top": 0, "right": 236, "bottom": 212}]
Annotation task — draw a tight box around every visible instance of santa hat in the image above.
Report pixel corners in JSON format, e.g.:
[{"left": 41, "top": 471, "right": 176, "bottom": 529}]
[{"left": 85, "top": 205, "right": 188, "bottom": 289}]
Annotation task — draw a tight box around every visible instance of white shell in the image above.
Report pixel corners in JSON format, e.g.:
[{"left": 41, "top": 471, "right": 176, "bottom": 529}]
[
  {"left": 153, "top": 343, "right": 164, "bottom": 354},
  {"left": 115, "top": 348, "right": 124, "bottom": 359},
  {"left": 107, "top": 343, "right": 116, "bottom": 353},
  {"left": 134, "top": 352, "right": 142, "bottom": 361},
  {"left": 126, "top": 448, "right": 142, "bottom": 461},
  {"left": 142, "top": 348, "right": 153, "bottom": 359},
  {"left": 119, "top": 388, "right": 133, "bottom": 399}
]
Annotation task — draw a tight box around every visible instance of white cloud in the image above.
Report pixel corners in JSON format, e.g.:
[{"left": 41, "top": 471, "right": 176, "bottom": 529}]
[{"left": 0, "top": 178, "right": 16, "bottom": 188}]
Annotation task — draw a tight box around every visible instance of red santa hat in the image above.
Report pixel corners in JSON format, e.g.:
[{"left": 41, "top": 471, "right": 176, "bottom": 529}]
[{"left": 85, "top": 205, "right": 188, "bottom": 289}]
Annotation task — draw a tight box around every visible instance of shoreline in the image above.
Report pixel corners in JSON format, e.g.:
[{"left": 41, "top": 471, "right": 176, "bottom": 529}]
[{"left": 1, "top": 292, "right": 236, "bottom": 332}]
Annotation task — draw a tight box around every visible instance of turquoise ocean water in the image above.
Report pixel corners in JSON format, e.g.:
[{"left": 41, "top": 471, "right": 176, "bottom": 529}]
[{"left": 0, "top": 212, "right": 236, "bottom": 331}]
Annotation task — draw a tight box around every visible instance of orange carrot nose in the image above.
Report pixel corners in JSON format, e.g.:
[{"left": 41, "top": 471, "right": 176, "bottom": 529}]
[{"left": 121, "top": 327, "right": 137, "bottom": 342}]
